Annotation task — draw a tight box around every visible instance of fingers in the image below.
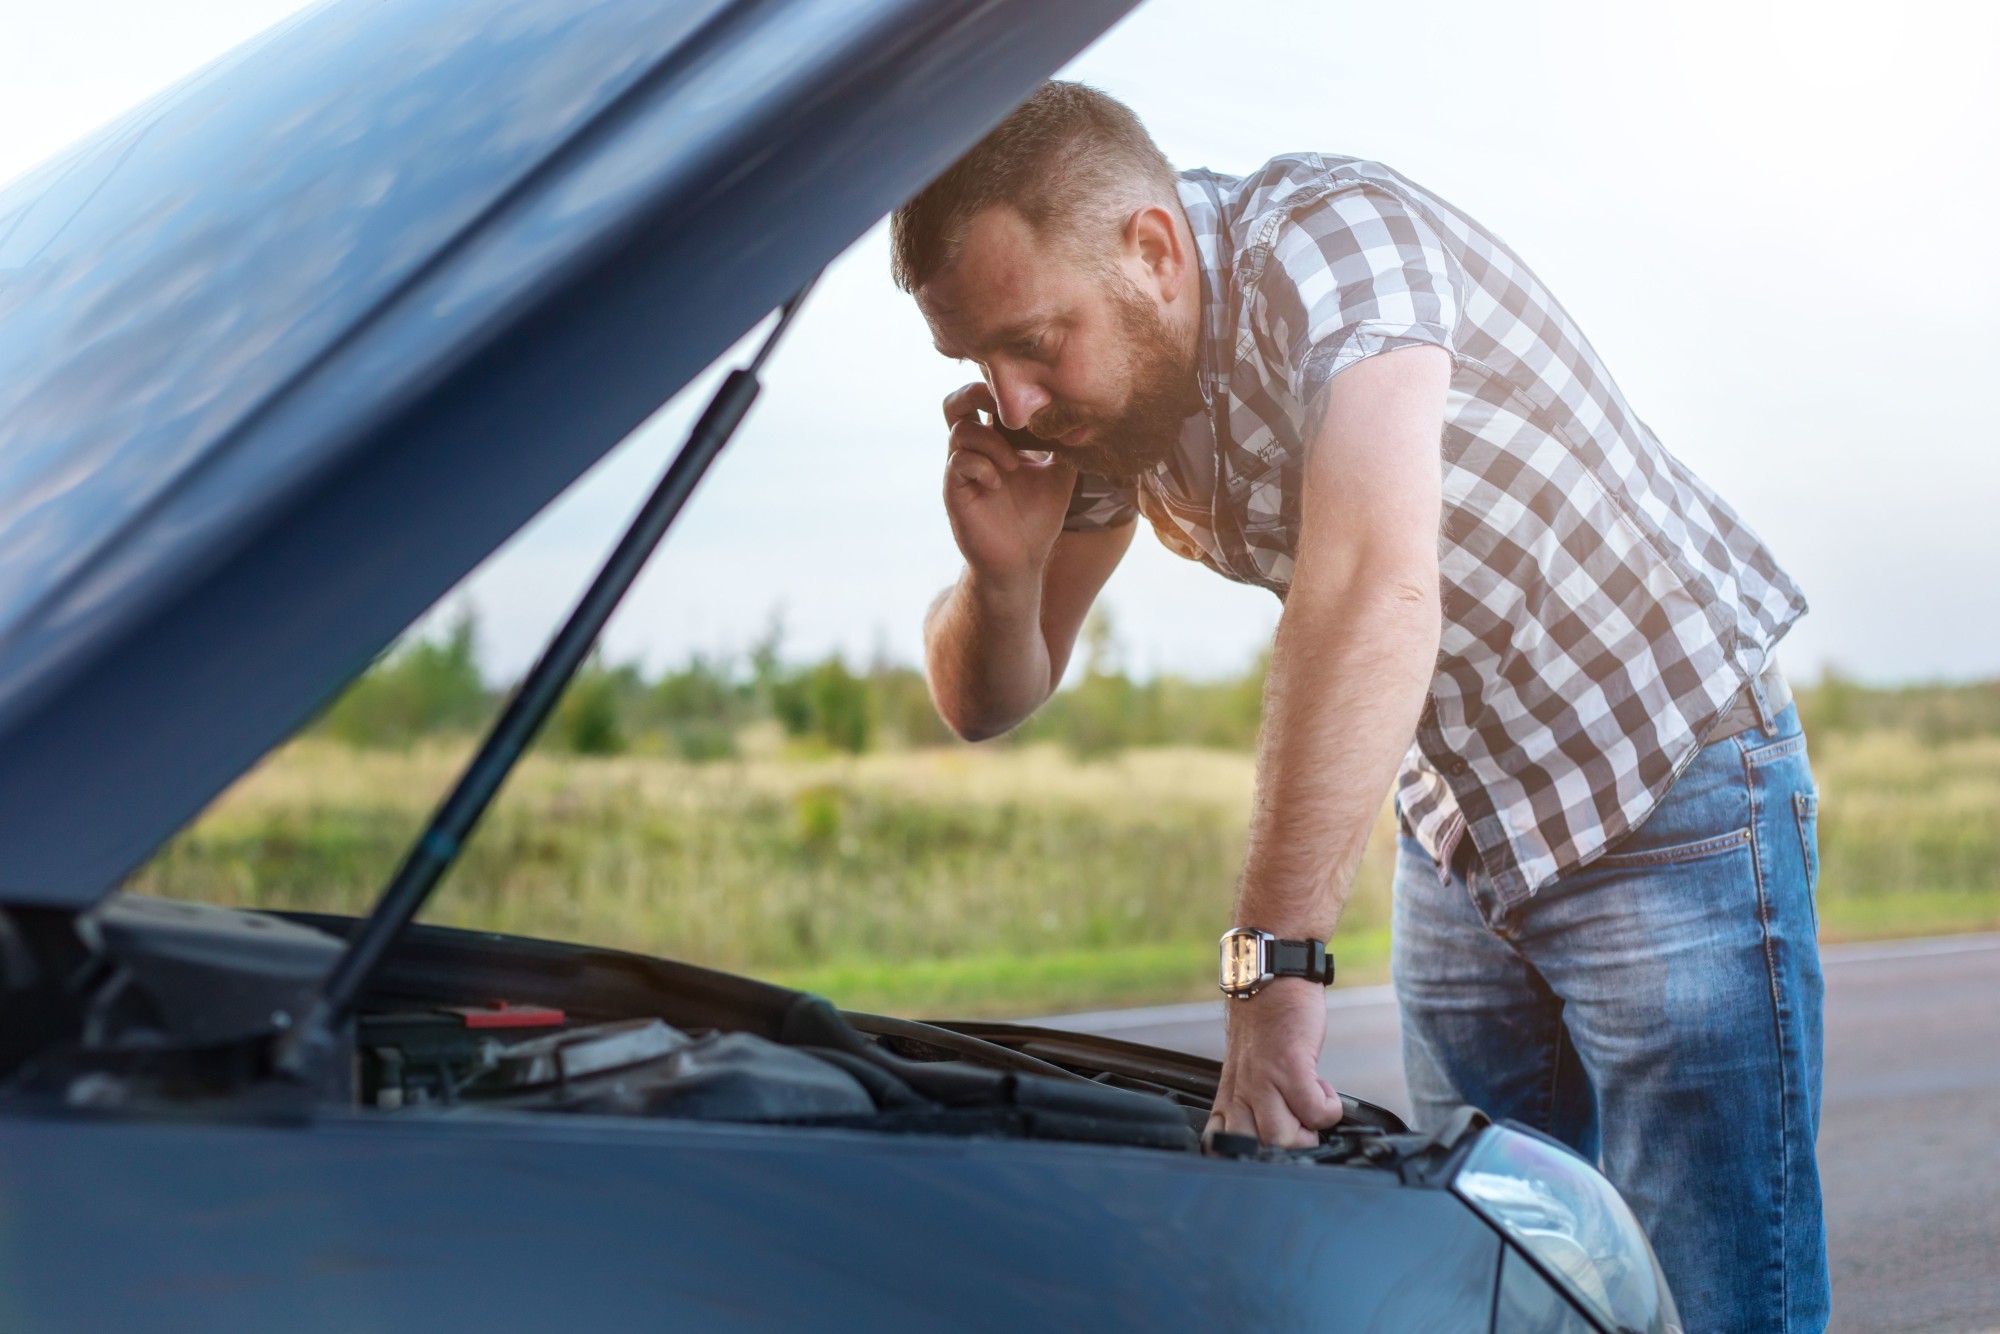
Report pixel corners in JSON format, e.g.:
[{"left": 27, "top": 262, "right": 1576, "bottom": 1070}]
[
  {"left": 1204, "top": 1095, "right": 1311, "bottom": 1149},
  {"left": 1248, "top": 1088, "right": 1317, "bottom": 1149},
  {"left": 947, "top": 417, "right": 1021, "bottom": 474},
  {"left": 1319, "top": 1078, "right": 1346, "bottom": 1127},
  {"left": 1289, "top": 1069, "right": 1343, "bottom": 1132},
  {"left": 946, "top": 448, "right": 1002, "bottom": 495},
  {"left": 945, "top": 384, "right": 1057, "bottom": 482},
  {"left": 1203, "top": 1071, "right": 1344, "bottom": 1150},
  {"left": 942, "top": 380, "right": 998, "bottom": 427},
  {"left": 1202, "top": 1067, "right": 1236, "bottom": 1148}
]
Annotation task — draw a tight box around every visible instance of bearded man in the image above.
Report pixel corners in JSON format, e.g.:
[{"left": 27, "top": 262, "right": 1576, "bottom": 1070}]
[{"left": 894, "top": 82, "right": 1826, "bottom": 1333}]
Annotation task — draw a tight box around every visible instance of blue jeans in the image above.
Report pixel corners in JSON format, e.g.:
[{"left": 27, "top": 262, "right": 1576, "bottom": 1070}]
[{"left": 1392, "top": 703, "right": 1828, "bottom": 1333}]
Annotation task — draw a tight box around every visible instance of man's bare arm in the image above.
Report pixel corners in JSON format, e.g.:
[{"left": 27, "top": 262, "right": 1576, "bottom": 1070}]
[
  {"left": 1207, "top": 343, "right": 1450, "bottom": 1148},
  {"left": 1238, "top": 348, "right": 1446, "bottom": 937},
  {"left": 924, "top": 523, "right": 1132, "bottom": 740},
  {"left": 920, "top": 381, "right": 1135, "bottom": 740}
]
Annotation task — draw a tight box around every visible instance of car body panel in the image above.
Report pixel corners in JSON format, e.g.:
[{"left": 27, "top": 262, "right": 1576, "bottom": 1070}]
[
  {"left": 0, "top": 1111, "right": 1502, "bottom": 1332},
  {"left": 0, "top": 0, "right": 1136, "bottom": 907}
]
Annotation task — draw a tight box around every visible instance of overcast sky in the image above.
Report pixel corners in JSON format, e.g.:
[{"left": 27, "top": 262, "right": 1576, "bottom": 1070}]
[{"left": 4, "top": 0, "right": 1995, "bottom": 685}]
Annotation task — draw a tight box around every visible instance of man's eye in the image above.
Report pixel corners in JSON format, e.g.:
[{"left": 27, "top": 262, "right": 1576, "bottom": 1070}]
[{"left": 1013, "top": 334, "right": 1045, "bottom": 357}]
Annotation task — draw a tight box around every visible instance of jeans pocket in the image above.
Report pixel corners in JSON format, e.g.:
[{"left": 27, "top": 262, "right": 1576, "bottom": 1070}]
[
  {"left": 1593, "top": 825, "right": 1752, "bottom": 869},
  {"left": 1795, "top": 789, "right": 1821, "bottom": 928}
]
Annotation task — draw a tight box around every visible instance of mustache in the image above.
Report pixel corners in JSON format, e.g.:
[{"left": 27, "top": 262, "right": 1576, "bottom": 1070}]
[{"left": 1026, "top": 404, "right": 1091, "bottom": 441}]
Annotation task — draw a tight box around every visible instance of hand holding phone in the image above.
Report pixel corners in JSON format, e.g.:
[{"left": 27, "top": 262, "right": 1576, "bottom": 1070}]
[
  {"left": 939, "top": 384, "right": 1072, "bottom": 586},
  {"left": 981, "top": 409, "right": 1053, "bottom": 463}
]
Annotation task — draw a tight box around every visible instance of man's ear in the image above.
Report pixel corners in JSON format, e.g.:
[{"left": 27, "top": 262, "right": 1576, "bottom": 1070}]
[{"left": 1123, "top": 204, "right": 1189, "bottom": 304}]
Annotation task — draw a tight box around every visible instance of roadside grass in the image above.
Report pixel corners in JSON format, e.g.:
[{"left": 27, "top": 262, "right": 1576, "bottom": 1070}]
[
  {"left": 771, "top": 929, "right": 1396, "bottom": 1019},
  {"left": 1816, "top": 892, "right": 2000, "bottom": 941},
  {"left": 129, "top": 728, "right": 2000, "bottom": 1017}
]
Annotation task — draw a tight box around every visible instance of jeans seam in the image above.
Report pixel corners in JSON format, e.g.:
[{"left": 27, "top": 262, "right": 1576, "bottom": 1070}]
[
  {"left": 1543, "top": 1011, "right": 1573, "bottom": 1140},
  {"left": 1743, "top": 733, "right": 1808, "bottom": 768},
  {"left": 1470, "top": 876, "right": 1560, "bottom": 1131},
  {"left": 1535, "top": 1004, "right": 1557, "bottom": 1133},
  {"left": 1593, "top": 826, "right": 1752, "bottom": 869},
  {"left": 1794, "top": 792, "right": 1821, "bottom": 932},
  {"left": 1744, "top": 740, "right": 1793, "bottom": 1330},
  {"left": 1477, "top": 887, "right": 1560, "bottom": 1132}
]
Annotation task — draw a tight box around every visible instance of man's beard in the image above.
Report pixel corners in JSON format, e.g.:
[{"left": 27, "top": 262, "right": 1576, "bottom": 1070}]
[{"left": 1029, "top": 280, "right": 1199, "bottom": 482}]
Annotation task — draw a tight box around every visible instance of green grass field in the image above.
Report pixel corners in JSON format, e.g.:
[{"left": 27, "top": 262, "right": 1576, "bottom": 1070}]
[{"left": 130, "top": 728, "right": 2000, "bottom": 1016}]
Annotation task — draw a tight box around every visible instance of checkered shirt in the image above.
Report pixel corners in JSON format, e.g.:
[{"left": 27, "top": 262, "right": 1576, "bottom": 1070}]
[{"left": 1064, "top": 155, "right": 1807, "bottom": 902}]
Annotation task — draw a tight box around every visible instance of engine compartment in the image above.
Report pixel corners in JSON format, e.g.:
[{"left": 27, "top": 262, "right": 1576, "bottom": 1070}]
[
  {"left": 355, "top": 1003, "right": 1203, "bottom": 1151},
  {"left": 1, "top": 895, "right": 1421, "bottom": 1167}
]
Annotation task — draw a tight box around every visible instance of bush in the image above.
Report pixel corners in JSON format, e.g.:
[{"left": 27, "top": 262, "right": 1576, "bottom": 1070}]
[
  {"left": 772, "top": 656, "right": 874, "bottom": 754},
  {"left": 1796, "top": 670, "right": 2000, "bottom": 743},
  {"left": 648, "top": 655, "right": 748, "bottom": 761},
  {"left": 1023, "top": 616, "right": 1266, "bottom": 756},
  {"left": 317, "top": 612, "right": 490, "bottom": 747},
  {"left": 868, "top": 666, "right": 959, "bottom": 748},
  {"left": 313, "top": 602, "right": 1272, "bottom": 759},
  {"left": 551, "top": 662, "right": 630, "bottom": 756}
]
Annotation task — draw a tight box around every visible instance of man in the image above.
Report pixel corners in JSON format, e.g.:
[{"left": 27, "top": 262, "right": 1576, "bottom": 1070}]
[{"left": 894, "top": 82, "right": 1825, "bottom": 1331}]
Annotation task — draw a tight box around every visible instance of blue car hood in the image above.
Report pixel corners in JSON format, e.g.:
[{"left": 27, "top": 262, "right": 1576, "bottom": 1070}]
[{"left": 0, "top": 0, "right": 1137, "bottom": 908}]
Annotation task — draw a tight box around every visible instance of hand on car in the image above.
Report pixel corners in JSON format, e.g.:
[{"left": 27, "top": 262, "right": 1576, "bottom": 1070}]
[
  {"left": 1206, "top": 977, "right": 1344, "bottom": 1149},
  {"left": 940, "top": 382, "right": 1076, "bottom": 587}
]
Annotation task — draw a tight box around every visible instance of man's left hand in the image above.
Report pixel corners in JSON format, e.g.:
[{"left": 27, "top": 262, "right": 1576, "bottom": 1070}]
[{"left": 1204, "top": 978, "right": 1343, "bottom": 1148}]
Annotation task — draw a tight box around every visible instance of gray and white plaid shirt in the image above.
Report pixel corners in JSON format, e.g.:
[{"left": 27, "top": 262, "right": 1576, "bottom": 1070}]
[{"left": 1064, "top": 155, "right": 1807, "bottom": 903}]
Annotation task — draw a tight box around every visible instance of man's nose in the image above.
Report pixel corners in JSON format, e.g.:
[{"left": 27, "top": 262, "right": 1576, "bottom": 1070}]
[{"left": 989, "top": 371, "right": 1050, "bottom": 432}]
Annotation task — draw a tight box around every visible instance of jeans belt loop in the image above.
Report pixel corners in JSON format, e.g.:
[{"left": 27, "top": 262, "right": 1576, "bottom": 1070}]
[
  {"left": 1711, "top": 660, "right": 1789, "bottom": 744},
  {"left": 1757, "top": 663, "right": 1781, "bottom": 733}
]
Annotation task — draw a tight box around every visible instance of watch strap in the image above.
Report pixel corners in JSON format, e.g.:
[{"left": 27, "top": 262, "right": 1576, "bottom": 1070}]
[{"left": 1267, "top": 937, "right": 1335, "bottom": 986}]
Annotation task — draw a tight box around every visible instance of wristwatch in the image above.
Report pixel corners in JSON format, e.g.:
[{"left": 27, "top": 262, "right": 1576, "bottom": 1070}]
[{"left": 1218, "top": 926, "right": 1336, "bottom": 999}]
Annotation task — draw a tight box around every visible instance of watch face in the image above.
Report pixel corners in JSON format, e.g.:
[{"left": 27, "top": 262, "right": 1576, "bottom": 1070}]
[{"left": 1219, "top": 931, "right": 1266, "bottom": 993}]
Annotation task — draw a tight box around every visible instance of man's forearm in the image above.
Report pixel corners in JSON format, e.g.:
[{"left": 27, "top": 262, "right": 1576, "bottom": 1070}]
[
  {"left": 1235, "top": 562, "right": 1440, "bottom": 938},
  {"left": 924, "top": 569, "right": 1053, "bottom": 741}
]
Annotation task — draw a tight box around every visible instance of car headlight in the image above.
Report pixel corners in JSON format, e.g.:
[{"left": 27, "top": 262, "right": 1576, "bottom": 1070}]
[{"left": 1453, "top": 1125, "right": 1684, "bottom": 1334}]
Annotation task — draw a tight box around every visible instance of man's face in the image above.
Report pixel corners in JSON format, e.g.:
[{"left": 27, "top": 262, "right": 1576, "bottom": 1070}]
[{"left": 917, "top": 205, "right": 1197, "bottom": 480}]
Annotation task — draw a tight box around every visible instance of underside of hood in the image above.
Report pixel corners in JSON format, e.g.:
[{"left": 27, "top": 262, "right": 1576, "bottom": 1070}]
[{"left": 0, "top": 0, "right": 1138, "bottom": 908}]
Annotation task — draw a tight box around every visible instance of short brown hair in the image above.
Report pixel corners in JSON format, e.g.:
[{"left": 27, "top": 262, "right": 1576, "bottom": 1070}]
[{"left": 890, "top": 81, "right": 1178, "bottom": 293}]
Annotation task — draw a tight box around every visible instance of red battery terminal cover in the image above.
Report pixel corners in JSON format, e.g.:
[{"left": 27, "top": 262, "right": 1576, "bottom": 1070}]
[{"left": 438, "top": 1001, "right": 567, "bottom": 1030}]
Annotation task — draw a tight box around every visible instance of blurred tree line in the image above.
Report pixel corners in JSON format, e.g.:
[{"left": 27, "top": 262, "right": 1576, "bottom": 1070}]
[
  {"left": 316, "top": 610, "right": 2000, "bottom": 759},
  {"left": 315, "top": 608, "right": 1271, "bottom": 759},
  {"left": 1792, "top": 667, "right": 2000, "bottom": 744}
]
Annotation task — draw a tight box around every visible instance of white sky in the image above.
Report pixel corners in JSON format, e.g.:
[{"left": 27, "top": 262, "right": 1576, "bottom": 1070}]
[{"left": 4, "top": 0, "right": 1996, "bottom": 685}]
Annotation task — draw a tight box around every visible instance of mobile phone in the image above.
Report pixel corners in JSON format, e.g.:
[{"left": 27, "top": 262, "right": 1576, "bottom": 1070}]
[{"left": 981, "top": 409, "right": 1047, "bottom": 455}]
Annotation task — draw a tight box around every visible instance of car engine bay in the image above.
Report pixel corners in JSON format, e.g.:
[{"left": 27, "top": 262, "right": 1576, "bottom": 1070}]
[{"left": 0, "top": 894, "right": 1431, "bottom": 1170}]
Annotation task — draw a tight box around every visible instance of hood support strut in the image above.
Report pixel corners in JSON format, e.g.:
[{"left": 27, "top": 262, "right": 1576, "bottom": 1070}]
[{"left": 276, "top": 275, "right": 821, "bottom": 1084}]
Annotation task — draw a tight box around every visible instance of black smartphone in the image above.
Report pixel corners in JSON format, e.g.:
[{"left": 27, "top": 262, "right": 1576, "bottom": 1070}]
[{"left": 980, "top": 409, "right": 1044, "bottom": 453}]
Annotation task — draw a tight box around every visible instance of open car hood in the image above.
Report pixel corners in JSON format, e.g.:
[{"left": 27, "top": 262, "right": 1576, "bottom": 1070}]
[{"left": 0, "top": 0, "right": 1137, "bottom": 909}]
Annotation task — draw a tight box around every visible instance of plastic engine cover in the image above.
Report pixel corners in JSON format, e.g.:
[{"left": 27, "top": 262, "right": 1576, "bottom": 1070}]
[{"left": 472, "top": 1021, "right": 877, "bottom": 1122}]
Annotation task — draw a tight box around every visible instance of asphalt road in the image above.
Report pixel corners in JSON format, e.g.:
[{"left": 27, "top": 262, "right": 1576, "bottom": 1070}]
[{"left": 1040, "top": 933, "right": 2000, "bottom": 1333}]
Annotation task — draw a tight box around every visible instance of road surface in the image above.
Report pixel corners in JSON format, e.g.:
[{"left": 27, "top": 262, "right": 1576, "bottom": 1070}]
[{"left": 1040, "top": 933, "right": 2000, "bottom": 1333}]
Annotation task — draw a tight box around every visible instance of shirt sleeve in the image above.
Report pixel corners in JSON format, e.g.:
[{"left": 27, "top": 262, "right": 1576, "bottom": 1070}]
[
  {"left": 1061, "top": 471, "right": 1139, "bottom": 532},
  {"left": 1249, "top": 185, "right": 1461, "bottom": 405}
]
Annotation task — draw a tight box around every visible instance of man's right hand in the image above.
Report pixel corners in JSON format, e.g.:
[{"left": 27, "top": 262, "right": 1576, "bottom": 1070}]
[
  {"left": 924, "top": 384, "right": 1126, "bottom": 741},
  {"left": 941, "top": 382, "right": 1077, "bottom": 588}
]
